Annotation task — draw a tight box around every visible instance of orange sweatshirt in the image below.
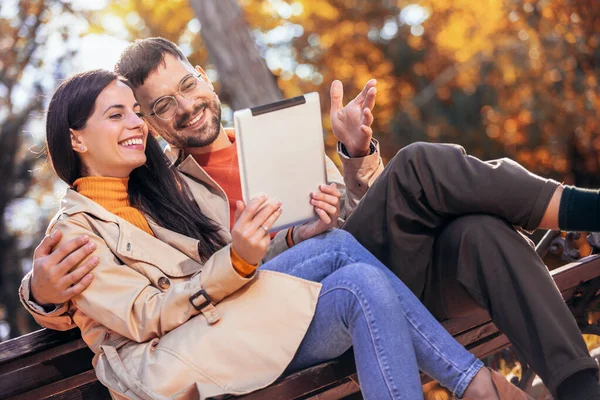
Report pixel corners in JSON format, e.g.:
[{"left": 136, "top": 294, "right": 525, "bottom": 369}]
[{"left": 191, "top": 131, "right": 242, "bottom": 229}]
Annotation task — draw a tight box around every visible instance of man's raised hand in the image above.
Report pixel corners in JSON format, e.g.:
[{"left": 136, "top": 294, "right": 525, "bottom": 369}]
[
  {"left": 329, "top": 79, "right": 377, "bottom": 158},
  {"left": 30, "top": 230, "right": 99, "bottom": 307}
]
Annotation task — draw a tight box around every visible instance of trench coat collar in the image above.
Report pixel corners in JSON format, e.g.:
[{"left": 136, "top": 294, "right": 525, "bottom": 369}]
[
  {"left": 166, "top": 128, "right": 235, "bottom": 229},
  {"left": 59, "top": 189, "right": 202, "bottom": 275},
  {"left": 59, "top": 189, "right": 118, "bottom": 223}
]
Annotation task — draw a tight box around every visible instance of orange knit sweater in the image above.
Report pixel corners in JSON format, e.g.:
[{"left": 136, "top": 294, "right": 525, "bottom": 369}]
[
  {"left": 74, "top": 177, "right": 154, "bottom": 235},
  {"left": 192, "top": 131, "right": 242, "bottom": 229},
  {"left": 73, "top": 176, "right": 256, "bottom": 276}
]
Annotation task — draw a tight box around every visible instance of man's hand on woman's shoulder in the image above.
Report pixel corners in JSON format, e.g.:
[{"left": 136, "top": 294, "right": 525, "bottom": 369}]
[{"left": 29, "top": 230, "right": 99, "bottom": 307}]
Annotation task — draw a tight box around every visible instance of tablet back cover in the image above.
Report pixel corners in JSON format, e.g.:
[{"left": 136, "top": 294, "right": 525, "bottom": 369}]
[{"left": 234, "top": 92, "right": 326, "bottom": 232}]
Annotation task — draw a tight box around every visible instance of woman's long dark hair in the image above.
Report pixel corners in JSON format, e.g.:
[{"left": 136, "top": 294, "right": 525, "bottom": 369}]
[{"left": 46, "top": 69, "right": 226, "bottom": 261}]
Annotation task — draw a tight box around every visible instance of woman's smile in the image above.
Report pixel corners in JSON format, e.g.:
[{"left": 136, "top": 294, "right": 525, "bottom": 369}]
[{"left": 118, "top": 136, "right": 145, "bottom": 151}]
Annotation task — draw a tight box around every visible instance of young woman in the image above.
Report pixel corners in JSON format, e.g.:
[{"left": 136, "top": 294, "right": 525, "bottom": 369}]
[{"left": 39, "top": 69, "right": 531, "bottom": 400}]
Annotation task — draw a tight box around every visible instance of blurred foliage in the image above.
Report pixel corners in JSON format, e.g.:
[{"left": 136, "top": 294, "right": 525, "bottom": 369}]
[
  {"left": 86, "top": 0, "right": 209, "bottom": 74},
  {"left": 0, "top": 0, "right": 87, "bottom": 338},
  {"left": 92, "top": 0, "right": 599, "bottom": 185}
]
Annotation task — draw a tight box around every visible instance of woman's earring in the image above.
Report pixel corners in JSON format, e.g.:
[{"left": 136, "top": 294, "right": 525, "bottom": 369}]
[{"left": 80, "top": 146, "right": 86, "bottom": 151}]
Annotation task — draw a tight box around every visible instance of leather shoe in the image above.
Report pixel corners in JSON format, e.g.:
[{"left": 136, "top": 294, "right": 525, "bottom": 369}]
[
  {"left": 489, "top": 368, "right": 533, "bottom": 399},
  {"left": 461, "top": 368, "right": 533, "bottom": 400}
]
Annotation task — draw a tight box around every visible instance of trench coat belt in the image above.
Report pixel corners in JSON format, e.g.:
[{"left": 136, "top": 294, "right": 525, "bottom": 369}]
[{"left": 189, "top": 289, "right": 221, "bottom": 324}]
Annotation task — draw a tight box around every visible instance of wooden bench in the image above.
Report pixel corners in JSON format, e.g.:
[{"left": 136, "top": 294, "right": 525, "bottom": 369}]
[{"left": 1, "top": 240, "right": 599, "bottom": 400}]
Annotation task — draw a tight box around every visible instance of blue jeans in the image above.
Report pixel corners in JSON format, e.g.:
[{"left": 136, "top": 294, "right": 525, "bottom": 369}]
[{"left": 260, "top": 230, "right": 483, "bottom": 399}]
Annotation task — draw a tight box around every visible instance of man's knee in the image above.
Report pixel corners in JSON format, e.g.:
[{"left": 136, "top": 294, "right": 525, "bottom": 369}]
[
  {"left": 390, "top": 142, "right": 466, "bottom": 172},
  {"left": 385, "top": 142, "right": 469, "bottom": 199}
]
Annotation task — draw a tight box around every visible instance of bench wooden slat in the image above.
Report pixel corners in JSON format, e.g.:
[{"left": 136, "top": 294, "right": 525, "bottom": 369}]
[
  {"left": 0, "top": 329, "right": 81, "bottom": 366},
  {"left": 455, "top": 321, "right": 501, "bottom": 348},
  {"left": 0, "top": 339, "right": 88, "bottom": 376},
  {"left": 554, "top": 256, "right": 600, "bottom": 301},
  {"left": 469, "top": 334, "right": 511, "bottom": 360},
  {"left": 309, "top": 381, "right": 360, "bottom": 400},
  {"left": 338, "top": 392, "right": 363, "bottom": 400},
  {"left": 236, "top": 353, "right": 357, "bottom": 400},
  {"left": 39, "top": 381, "right": 109, "bottom": 400},
  {"left": 439, "top": 309, "right": 491, "bottom": 337},
  {"left": 0, "top": 347, "right": 94, "bottom": 398},
  {"left": 6, "top": 370, "right": 101, "bottom": 400},
  {"left": 553, "top": 255, "right": 600, "bottom": 288}
]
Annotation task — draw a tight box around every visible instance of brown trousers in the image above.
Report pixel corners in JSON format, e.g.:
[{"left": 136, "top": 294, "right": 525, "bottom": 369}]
[{"left": 342, "top": 142, "right": 598, "bottom": 393}]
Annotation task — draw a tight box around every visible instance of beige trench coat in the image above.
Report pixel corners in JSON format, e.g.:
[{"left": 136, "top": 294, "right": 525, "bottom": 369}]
[{"left": 19, "top": 135, "right": 384, "bottom": 400}]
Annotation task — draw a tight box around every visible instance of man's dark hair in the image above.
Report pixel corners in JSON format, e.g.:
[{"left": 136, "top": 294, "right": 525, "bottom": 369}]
[{"left": 115, "top": 37, "right": 189, "bottom": 88}]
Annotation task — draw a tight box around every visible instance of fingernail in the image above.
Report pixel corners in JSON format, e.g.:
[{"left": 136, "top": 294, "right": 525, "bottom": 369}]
[
  {"left": 50, "top": 229, "right": 58, "bottom": 238},
  {"left": 85, "top": 274, "right": 94, "bottom": 280},
  {"left": 90, "top": 256, "right": 99, "bottom": 263},
  {"left": 87, "top": 242, "right": 96, "bottom": 250}
]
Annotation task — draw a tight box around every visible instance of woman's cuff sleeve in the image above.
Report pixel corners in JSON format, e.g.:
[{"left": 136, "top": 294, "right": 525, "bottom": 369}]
[{"left": 230, "top": 247, "right": 259, "bottom": 277}]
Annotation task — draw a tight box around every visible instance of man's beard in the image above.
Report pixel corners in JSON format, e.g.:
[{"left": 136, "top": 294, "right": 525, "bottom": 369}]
[{"left": 171, "top": 98, "right": 222, "bottom": 148}]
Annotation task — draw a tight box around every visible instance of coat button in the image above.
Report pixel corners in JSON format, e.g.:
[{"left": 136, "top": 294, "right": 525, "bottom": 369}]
[{"left": 157, "top": 277, "right": 171, "bottom": 290}]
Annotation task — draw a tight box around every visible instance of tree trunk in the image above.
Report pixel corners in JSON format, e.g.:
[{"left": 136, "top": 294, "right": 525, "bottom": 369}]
[{"left": 188, "top": 0, "right": 283, "bottom": 110}]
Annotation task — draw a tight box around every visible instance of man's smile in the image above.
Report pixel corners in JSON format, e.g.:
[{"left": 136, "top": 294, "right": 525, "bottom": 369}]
[{"left": 179, "top": 105, "right": 207, "bottom": 130}]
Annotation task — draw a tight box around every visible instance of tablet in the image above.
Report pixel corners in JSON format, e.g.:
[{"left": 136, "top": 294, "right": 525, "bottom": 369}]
[{"left": 233, "top": 92, "right": 327, "bottom": 232}]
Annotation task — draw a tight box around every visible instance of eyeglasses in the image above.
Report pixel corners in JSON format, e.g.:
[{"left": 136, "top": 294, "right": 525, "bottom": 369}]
[{"left": 148, "top": 74, "right": 204, "bottom": 120}]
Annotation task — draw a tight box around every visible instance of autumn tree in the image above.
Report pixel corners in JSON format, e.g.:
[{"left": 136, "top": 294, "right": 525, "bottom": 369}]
[{"left": 0, "top": 0, "right": 82, "bottom": 337}]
